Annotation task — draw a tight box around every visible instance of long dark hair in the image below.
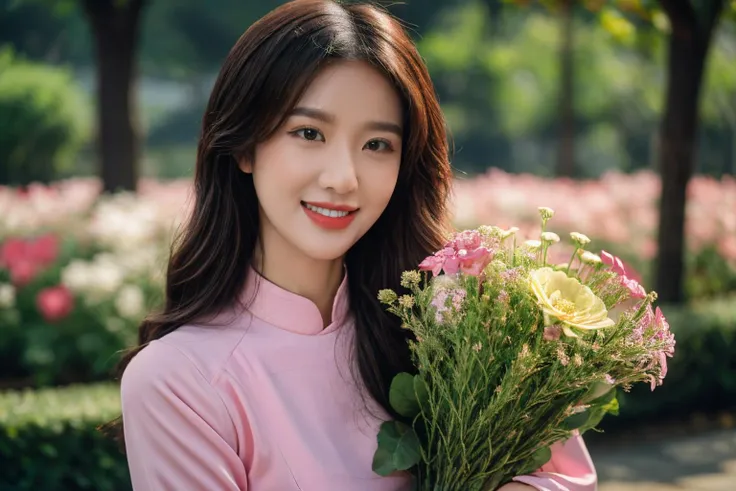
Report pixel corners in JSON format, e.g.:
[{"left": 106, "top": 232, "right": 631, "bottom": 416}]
[{"left": 103, "top": 0, "right": 452, "bottom": 447}]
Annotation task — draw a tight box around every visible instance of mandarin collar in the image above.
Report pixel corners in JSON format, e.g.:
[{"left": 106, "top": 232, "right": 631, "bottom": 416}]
[{"left": 241, "top": 266, "right": 350, "bottom": 335}]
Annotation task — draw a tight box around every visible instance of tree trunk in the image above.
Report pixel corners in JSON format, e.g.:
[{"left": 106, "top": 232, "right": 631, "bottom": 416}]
[
  {"left": 481, "top": 0, "right": 504, "bottom": 36},
  {"left": 556, "top": 0, "right": 575, "bottom": 177},
  {"left": 83, "top": 0, "right": 146, "bottom": 193},
  {"left": 655, "top": 0, "right": 725, "bottom": 304}
]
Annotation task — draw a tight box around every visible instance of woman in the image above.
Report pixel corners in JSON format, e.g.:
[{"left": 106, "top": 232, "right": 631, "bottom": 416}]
[{"left": 115, "top": 1, "right": 597, "bottom": 489}]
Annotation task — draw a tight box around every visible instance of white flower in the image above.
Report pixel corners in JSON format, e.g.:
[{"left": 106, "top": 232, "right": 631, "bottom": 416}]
[
  {"left": 524, "top": 240, "right": 542, "bottom": 249},
  {"left": 538, "top": 207, "right": 555, "bottom": 220},
  {"left": 570, "top": 232, "right": 591, "bottom": 246},
  {"left": 541, "top": 232, "right": 560, "bottom": 243},
  {"left": 115, "top": 284, "right": 145, "bottom": 319},
  {"left": 0, "top": 283, "right": 15, "bottom": 309},
  {"left": 579, "top": 251, "right": 602, "bottom": 264},
  {"left": 61, "top": 259, "right": 95, "bottom": 292},
  {"left": 61, "top": 255, "right": 125, "bottom": 302}
]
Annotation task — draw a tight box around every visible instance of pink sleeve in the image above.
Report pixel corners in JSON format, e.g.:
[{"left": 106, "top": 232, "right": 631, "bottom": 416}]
[
  {"left": 120, "top": 340, "right": 248, "bottom": 491},
  {"left": 511, "top": 432, "right": 597, "bottom": 491}
]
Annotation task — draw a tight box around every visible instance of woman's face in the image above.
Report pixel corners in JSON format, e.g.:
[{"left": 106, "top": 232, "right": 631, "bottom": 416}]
[{"left": 240, "top": 59, "right": 403, "bottom": 263}]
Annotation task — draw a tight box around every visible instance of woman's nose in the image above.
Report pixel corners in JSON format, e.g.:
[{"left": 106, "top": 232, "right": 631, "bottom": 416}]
[{"left": 318, "top": 146, "right": 359, "bottom": 194}]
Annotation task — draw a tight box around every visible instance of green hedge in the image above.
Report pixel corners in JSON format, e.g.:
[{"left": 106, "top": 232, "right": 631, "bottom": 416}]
[
  {"left": 0, "top": 47, "right": 91, "bottom": 185},
  {"left": 0, "top": 297, "right": 734, "bottom": 489},
  {"left": 0, "top": 383, "right": 130, "bottom": 491}
]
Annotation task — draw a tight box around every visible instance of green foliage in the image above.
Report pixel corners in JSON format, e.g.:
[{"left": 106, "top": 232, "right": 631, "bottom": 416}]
[
  {"left": 0, "top": 48, "right": 91, "bottom": 185},
  {"left": 388, "top": 373, "right": 430, "bottom": 419},
  {"left": 0, "top": 235, "right": 161, "bottom": 388},
  {"left": 0, "top": 297, "right": 732, "bottom": 489},
  {"left": 372, "top": 420, "right": 423, "bottom": 476},
  {"left": 0, "top": 383, "right": 131, "bottom": 491}
]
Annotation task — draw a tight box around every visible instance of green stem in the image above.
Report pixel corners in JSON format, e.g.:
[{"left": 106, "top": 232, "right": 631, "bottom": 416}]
[{"left": 565, "top": 247, "right": 579, "bottom": 274}]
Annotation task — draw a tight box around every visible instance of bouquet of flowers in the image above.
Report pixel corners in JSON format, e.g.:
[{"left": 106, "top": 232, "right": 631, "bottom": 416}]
[{"left": 372, "top": 207, "right": 676, "bottom": 490}]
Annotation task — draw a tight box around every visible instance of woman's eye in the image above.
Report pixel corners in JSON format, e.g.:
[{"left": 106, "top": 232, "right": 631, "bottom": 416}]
[
  {"left": 364, "top": 139, "right": 392, "bottom": 152},
  {"left": 292, "top": 128, "right": 325, "bottom": 142}
]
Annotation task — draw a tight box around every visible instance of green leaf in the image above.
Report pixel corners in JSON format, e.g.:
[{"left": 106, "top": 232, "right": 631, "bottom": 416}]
[
  {"left": 413, "top": 375, "right": 430, "bottom": 411},
  {"left": 603, "top": 396, "right": 620, "bottom": 416},
  {"left": 578, "top": 395, "right": 620, "bottom": 434},
  {"left": 389, "top": 373, "right": 423, "bottom": 418},
  {"left": 372, "top": 421, "right": 422, "bottom": 476},
  {"left": 530, "top": 445, "right": 552, "bottom": 469},
  {"left": 562, "top": 410, "right": 591, "bottom": 430},
  {"left": 518, "top": 445, "right": 552, "bottom": 475},
  {"left": 587, "top": 386, "right": 617, "bottom": 406}
]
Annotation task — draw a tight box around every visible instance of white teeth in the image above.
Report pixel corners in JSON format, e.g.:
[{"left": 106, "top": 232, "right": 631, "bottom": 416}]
[{"left": 305, "top": 203, "right": 350, "bottom": 218}]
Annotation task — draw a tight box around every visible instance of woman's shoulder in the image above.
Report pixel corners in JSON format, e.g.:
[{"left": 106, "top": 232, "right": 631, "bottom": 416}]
[
  {"left": 121, "top": 315, "right": 249, "bottom": 397},
  {"left": 119, "top": 328, "right": 244, "bottom": 449}
]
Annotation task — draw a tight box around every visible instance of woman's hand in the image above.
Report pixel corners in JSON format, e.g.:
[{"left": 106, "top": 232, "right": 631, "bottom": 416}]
[{"left": 496, "top": 483, "right": 536, "bottom": 491}]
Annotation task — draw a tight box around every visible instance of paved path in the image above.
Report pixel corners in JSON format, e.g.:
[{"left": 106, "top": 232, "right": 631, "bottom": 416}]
[{"left": 588, "top": 429, "right": 736, "bottom": 491}]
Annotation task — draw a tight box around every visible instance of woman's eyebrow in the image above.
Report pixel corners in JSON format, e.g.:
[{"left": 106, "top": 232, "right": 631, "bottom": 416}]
[{"left": 289, "top": 106, "right": 402, "bottom": 137}]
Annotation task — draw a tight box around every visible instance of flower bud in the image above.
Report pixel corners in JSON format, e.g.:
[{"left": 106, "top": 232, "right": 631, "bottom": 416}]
[
  {"left": 570, "top": 232, "right": 591, "bottom": 246},
  {"left": 578, "top": 251, "right": 602, "bottom": 264},
  {"left": 377, "top": 289, "right": 398, "bottom": 304},
  {"left": 538, "top": 207, "right": 555, "bottom": 221},
  {"left": 400, "top": 270, "right": 422, "bottom": 289}
]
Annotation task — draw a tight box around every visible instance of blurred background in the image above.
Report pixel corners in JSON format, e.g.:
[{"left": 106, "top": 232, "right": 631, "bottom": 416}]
[{"left": 0, "top": 0, "right": 735, "bottom": 489}]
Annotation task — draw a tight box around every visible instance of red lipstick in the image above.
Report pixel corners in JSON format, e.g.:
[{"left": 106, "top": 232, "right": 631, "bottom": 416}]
[{"left": 301, "top": 201, "right": 358, "bottom": 230}]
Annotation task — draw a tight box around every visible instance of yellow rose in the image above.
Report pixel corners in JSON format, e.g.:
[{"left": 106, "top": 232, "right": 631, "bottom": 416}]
[{"left": 530, "top": 267, "right": 615, "bottom": 336}]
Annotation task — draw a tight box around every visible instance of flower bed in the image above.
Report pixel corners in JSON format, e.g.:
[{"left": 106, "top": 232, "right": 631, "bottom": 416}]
[{"left": 0, "top": 171, "right": 734, "bottom": 388}]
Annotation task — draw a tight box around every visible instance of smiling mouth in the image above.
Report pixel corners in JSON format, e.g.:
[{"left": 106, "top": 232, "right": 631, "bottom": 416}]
[
  {"left": 300, "top": 201, "right": 358, "bottom": 230},
  {"left": 303, "top": 203, "right": 351, "bottom": 218}
]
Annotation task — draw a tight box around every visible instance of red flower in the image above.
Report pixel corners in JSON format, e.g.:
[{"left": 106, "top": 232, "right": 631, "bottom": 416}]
[
  {"left": 36, "top": 285, "right": 74, "bottom": 322},
  {"left": 10, "top": 260, "right": 39, "bottom": 287},
  {"left": 0, "top": 234, "right": 59, "bottom": 286},
  {"left": 27, "top": 234, "right": 59, "bottom": 266}
]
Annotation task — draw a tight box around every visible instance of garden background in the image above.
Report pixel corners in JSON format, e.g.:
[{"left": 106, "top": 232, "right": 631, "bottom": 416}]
[{"left": 1, "top": 0, "right": 735, "bottom": 490}]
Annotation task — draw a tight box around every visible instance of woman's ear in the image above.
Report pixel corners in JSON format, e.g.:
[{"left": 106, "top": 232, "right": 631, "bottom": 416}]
[{"left": 237, "top": 156, "right": 253, "bottom": 174}]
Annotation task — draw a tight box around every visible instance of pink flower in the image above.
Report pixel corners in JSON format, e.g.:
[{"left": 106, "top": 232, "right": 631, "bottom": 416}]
[
  {"left": 601, "top": 250, "right": 626, "bottom": 276},
  {"left": 418, "top": 248, "right": 453, "bottom": 276},
  {"left": 10, "top": 260, "right": 39, "bottom": 287},
  {"left": 453, "top": 230, "right": 482, "bottom": 250},
  {"left": 430, "top": 287, "right": 467, "bottom": 323},
  {"left": 457, "top": 247, "right": 492, "bottom": 275},
  {"left": 622, "top": 276, "right": 646, "bottom": 299},
  {"left": 36, "top": 285, "right": 74, "bottom": 322},
  {"left": 1, "top": 234, "right": 58, "bottom": 268},
  {"left": 0, "top": 238, "right": 26, "bottom": 268},
  {"left": 631, "top": 305, "right": 675, "bottom": 391},
  {"left": 1, "top": 234, "right": 60, "bottom": 287},
  {"left": 600, "top": 250, "right": 647, "bottom": 299},
  {"left": 419, "top": 230, "right": 493, "bottom": 277},
  {"left": 543, "top": 325, "right": 562, "bottom": 341},
  {"left": 27, "top": 234, "right": 59, "bottom": 266}
]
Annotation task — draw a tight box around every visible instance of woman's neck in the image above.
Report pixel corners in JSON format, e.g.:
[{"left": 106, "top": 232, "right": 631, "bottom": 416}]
[{"left": 252, "top": 242, "right": 345, "bottom": 328}]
